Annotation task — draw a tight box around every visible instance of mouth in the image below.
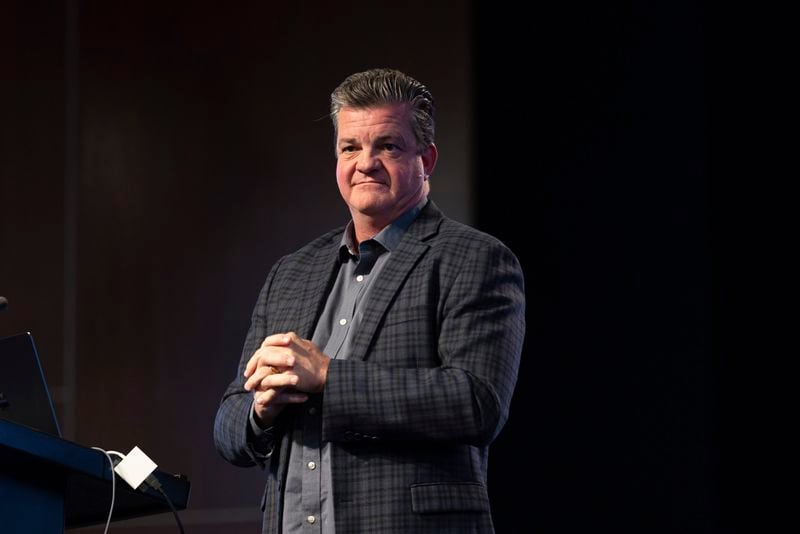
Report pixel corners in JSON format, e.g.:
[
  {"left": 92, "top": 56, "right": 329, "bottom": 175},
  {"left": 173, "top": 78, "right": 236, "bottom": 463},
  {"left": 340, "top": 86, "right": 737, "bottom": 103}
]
[{"left": 354, "top": 181, "right": 387, "bottom": 187}]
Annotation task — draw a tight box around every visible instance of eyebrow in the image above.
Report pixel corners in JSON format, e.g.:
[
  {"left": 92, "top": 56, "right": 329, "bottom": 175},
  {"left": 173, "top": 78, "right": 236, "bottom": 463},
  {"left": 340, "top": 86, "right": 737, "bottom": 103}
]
[{"left": 337, "top": 134, "right": 406, "bottom": 147}]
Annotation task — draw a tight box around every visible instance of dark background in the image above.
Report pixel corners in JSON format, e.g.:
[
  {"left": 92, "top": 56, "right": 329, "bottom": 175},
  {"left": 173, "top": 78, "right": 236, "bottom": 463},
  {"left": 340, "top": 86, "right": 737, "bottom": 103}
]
[{"left": 1, "top": 1, "right": 728, "bottom": 532}]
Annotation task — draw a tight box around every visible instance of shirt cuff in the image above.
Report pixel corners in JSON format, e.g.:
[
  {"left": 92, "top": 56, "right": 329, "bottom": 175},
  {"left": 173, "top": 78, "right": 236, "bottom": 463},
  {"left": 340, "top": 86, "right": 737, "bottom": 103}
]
[{"left": 246, "top": 402, "right": 276, "bottom": 466}]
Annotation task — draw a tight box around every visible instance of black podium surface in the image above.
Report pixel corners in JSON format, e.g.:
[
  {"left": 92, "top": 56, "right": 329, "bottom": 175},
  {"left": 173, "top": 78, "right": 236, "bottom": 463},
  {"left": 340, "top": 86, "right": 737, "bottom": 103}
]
[{"left": 0, "top": 419, "right": 190, "bottom": 531}]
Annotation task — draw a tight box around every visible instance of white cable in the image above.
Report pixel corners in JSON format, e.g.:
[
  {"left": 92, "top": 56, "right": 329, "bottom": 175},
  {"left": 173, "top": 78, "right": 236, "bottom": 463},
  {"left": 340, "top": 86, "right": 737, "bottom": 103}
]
[
  {"left": 95, "top": 448, "right": 185, "bottom": 534},
  {"left": 91, "top": 447, "right": 117, "bottom": 534}
]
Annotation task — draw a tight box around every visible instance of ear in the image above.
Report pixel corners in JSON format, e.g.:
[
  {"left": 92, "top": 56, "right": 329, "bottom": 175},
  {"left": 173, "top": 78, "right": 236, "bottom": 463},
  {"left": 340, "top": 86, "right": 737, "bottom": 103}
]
[{"left": 421, "top": 144, "right": 438, "bottom": 178}]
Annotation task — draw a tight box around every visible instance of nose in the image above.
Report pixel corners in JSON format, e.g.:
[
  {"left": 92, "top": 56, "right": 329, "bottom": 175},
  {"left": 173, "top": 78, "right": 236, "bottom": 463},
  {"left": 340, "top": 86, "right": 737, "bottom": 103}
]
[{"left": 355, "top": 149, "right": 380, "bottom": 174}]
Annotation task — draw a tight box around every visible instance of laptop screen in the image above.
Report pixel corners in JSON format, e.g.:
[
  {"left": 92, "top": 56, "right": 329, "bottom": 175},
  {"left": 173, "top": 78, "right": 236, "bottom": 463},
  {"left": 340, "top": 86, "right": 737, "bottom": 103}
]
[{"left": 0, "top": 332, "right": 62, "bottom": 437}]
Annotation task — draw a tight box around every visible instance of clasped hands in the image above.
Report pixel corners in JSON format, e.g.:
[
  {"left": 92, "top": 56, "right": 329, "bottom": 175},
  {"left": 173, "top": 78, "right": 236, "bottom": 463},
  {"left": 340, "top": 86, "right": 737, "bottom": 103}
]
[{"left": 244, "top": 332, "right": 330, "bottom": 427}]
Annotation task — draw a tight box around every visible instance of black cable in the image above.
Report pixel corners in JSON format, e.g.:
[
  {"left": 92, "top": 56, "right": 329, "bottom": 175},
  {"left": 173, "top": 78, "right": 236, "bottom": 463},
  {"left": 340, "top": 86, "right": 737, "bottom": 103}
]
[
  {"left": 108, "top": 453, "right": 185, "bottom": 534},
  {"left": 156, "top": 485, "right": 185, "bottom": 534},
  {"left": 143, "top": 474, "right": 186, "bottom": 534}
]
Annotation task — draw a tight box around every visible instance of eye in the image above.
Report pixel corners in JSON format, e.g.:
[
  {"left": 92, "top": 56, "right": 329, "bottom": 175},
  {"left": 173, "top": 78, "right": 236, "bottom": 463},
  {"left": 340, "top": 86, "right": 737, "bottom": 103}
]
[
  {"left": 340, "top": 145, "right": 357, "bottom": 154},
  {"left": 382, "top": 143, "right": 399, "bottom": 152}
]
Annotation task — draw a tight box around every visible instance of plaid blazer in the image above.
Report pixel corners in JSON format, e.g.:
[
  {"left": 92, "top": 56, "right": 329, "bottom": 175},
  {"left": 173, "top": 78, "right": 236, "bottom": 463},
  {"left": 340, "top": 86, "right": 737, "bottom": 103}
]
[{"left": 214, "top": 201, "right": 525, "bottom": 533}]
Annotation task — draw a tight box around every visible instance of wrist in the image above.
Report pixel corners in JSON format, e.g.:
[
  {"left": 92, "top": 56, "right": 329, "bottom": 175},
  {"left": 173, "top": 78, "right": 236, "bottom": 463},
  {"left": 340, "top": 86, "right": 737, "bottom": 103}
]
[{"left": 316, "top": 358, "right": 330, "bottom": 393}]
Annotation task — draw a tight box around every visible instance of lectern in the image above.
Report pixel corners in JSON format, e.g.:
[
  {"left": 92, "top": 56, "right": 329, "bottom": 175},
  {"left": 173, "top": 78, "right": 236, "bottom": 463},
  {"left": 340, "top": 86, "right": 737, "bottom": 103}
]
[{"left": 0, "top": 419, "right": 190, "bottom": 532}]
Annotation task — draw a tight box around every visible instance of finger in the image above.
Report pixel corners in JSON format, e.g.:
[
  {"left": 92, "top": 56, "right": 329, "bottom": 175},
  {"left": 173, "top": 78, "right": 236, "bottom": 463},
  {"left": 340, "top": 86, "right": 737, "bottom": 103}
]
[
  {"left": 244, "top": 347, "right": 279, "bottom": 378},
  {"left": 244, "top": 365, "right": 281, "bottom": 391},
  {"left": 259, "top": 372, "right": 300, "bottom": 391},
  {"left": 260, "top": 333, "right": 294, "bottom": 349},
  {"left": 244, "top": 365, "right": 277, "bottom": 391},
  {"left": 282, "top": 332, "right": 309, "bottom": 352},
  {"left": 244, "top": 346, "right": 295, "bottom": 378},
  {"left": 253, "top": 389, "right": 308, "bottom": 412},
  {"left": 244, "top": 366, "right": 264, "bottom": 391},
  {"left": 245, "top": 366, "right": 299, "bottom": 392},
  {"left": 244, "top": 351, "right": 261, "bottom": 378},
  {"left": 259, "top": 388, "right": 309, "bottom": 406}
]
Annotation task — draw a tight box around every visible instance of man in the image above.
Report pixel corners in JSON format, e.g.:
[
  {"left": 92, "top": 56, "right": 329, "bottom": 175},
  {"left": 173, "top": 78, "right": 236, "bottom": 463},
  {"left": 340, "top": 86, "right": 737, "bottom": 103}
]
[{"left": 214, "top": 68, "right": 525, "bottom": 533}]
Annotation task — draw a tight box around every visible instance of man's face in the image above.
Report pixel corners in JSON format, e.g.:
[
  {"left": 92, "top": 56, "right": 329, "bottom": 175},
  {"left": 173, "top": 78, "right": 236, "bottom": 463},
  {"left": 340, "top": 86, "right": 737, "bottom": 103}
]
[{"left": 335, "top": 103, "right": 436, "bottom": 225}]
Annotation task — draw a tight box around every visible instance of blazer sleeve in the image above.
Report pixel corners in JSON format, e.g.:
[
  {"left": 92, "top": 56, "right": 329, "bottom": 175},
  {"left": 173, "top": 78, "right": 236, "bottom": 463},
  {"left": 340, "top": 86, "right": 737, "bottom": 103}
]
[
  {"left": 321, "top": 237, "right": 525, "bottom": 447},
  {"left": 213, "top": 257, "right": 285, "bottom": 467}
]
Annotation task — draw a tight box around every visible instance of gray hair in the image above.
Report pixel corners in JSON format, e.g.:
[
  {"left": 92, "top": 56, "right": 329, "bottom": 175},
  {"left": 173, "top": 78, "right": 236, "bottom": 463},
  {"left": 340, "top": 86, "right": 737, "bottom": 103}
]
[{"left": 330, "top": 68, "right": 435, "bottom": 153}]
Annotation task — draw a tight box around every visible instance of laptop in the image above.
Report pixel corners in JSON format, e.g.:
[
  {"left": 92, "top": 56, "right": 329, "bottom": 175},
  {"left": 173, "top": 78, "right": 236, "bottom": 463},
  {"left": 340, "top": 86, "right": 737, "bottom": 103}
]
[{"left": 0, "top": 332, "right": 62, "bottom": 437}]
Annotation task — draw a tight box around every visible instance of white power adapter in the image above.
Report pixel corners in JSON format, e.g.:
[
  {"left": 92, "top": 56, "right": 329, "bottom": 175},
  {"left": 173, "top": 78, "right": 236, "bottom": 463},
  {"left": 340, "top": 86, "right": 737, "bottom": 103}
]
[{"left": 113, "top": 446, "right": 158, "bottom": 490}]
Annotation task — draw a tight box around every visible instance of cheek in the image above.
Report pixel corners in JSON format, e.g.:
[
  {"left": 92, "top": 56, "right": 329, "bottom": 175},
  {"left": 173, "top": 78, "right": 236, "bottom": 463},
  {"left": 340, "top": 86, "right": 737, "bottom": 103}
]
[
  {"left": 335, "top": 162, "right": 350, "bottom": 191},
  {"left": 391, "top": 162, "right": 420, "bottom": 189}
]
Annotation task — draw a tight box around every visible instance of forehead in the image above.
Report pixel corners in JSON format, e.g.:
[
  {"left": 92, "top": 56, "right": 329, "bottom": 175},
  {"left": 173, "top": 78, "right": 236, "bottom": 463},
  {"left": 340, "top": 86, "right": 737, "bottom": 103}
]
[{"left": 336, "top": 103, "right": 414, "bottom": 141}]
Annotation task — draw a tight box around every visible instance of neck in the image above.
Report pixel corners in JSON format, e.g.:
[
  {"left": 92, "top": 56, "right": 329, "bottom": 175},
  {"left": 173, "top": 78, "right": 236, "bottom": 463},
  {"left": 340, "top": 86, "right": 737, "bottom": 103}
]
[
  {"left": 351, "top": 213, "right": 389, "bottom": 245},
  {"left": 350, "top": 195, "right": 427, "bottom": 245}
]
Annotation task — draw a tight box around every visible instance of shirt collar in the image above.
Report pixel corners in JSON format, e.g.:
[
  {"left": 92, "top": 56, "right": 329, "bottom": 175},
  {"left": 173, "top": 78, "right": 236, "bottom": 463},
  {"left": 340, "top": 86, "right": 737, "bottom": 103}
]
[{"left": 339, "top": 197, "right": 428, "bottom": 260}]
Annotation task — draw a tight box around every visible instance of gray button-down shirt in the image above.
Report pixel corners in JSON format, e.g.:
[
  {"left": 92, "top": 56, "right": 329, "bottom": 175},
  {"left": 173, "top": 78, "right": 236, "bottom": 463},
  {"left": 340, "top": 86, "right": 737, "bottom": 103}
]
[{"left": 251, "top": 199, "right": 426, "bottom": 533}]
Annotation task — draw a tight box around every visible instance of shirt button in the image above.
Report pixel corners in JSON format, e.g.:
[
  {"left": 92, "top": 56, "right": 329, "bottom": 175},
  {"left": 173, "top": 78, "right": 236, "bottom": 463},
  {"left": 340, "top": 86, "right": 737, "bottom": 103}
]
[
  {"left": 339, "top": 318, "right": 347, "bottom": 326},
  {"left": 308, "top": 407, "right": 318, "bottom": 415},
  {"left": 307, "top": 461, "right": 317, "bottom": 470},
  {"left": 307, "top": 515, "right": 316, "bottom": 524},
  {"left": 356, "top": 275, "right": 364, "bottom": 282}
]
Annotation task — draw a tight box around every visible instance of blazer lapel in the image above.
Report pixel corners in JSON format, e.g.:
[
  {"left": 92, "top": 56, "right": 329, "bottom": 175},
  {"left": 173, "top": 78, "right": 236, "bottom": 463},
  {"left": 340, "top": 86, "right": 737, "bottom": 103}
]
[
  {"left": 348, "top": 201, "right": 443, "bottom": 361},
  {"left": 294, "top": 236, "right": 342, "bottom": 339}
]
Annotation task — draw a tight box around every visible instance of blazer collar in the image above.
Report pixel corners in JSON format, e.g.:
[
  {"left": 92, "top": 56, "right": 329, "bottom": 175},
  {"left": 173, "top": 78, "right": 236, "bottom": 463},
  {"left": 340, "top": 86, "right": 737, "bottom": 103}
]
[
  {"left": 294, "top": 200, "right": 445, "bottom": 349},
  {"left": 405, "top": 199, "right": 444, "bottom": 243}
]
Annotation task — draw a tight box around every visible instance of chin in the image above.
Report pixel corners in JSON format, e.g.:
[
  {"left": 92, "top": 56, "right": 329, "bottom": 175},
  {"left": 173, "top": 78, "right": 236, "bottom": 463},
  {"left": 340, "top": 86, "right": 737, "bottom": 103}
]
[{"left": 348, "top": 193, "right": 392, "bottom": 216}]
